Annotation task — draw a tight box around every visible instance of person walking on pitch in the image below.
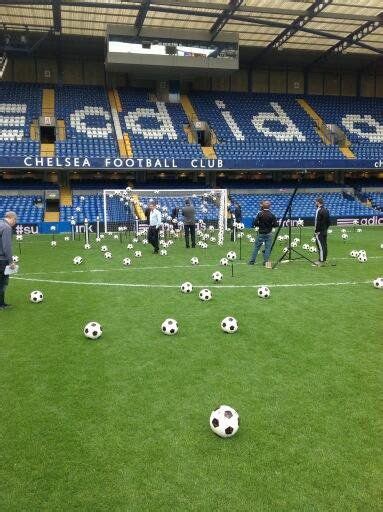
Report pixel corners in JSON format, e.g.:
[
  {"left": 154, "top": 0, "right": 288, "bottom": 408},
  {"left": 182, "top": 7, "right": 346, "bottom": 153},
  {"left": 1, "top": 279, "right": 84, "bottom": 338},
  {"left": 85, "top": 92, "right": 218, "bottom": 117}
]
[
  {"left": 147, "top": 201, "right": 162, "bottom": 254},
  {"left": 314, "top": 197, "right": 330, "bottom": 266},
  {"left": 248, "top": 200, "right": 278, "bottom": 266},
  {"left": 0, "top": 211, "right": 17, "bottom": 309}
]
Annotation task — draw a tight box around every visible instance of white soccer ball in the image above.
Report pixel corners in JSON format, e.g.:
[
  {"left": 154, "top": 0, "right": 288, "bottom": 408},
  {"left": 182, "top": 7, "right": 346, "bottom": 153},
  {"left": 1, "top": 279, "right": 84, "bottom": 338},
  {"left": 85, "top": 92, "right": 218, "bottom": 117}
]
[
  {"left": 127, "top": 244, "right": 133, "bottom": 250},
  {"left": 220, "top": 257, "right": 229, "bottom": 266},
  {"left": 311, "top": 237, "right": 316, "bottom": 243},
  {"left": 84, "top": 243, "right": 91, "bottom": 250},
  {"left": 160, "top": 249, "right": 167, "bottom": 256},
  {"left": 73, "top": 256, "right": 83, "bottom": 265},
  {"left": 257, "top": 285, "right": 270, "bottom": 299},
  {"left": 12, "top": 255, "right": 19, "bottom": 263},
  {"left": 373, "top": 277, "right": 383, "bottom": 289},
  {"left": 84, "top": 321, "right": 103, "bottom": 340},
  {"left": 210, "top": 405, "right": 239, "bottom": 438},
  {"left": 191, "top": 257, "right": 199, "bottom": 265},
  {"left": 210, "top": 237, "right": 216, "bottom": 243},
  {"left": 309, "top": 246, "right": 317, "bottom": 253},
  {"left": 221, "top": 316, "right": 238, "bottom": 333},
  {"left": 236, "top": 222, "right": 244, "bottom": 230},
  {"left": 30, "top": 290, "right": 43, "bottom": 303},
  {"left": 100, "top": 245, "right": 108, "bottom": 252},
  {"left": 113, "top": 234, "right": 119, "bottom": 240},
  {"left": 99, "top": 234, "right": 105, "bottom": 239},
  {"left": 208, "top": 225, "right": 215, "bottom": 232},
  {"left": 341, "top": 228, "right": 347, "bottom": 233},
  {"left": 358, "top": 253, "right": 367, "bottom": 263},
  {"left": 181, "top": 281, "right": 193, "bottom": 293},
  {"left": 199, "top": 288, "right": 212, "bottom": 301},
  {"left": 350, "top": 250, "right": 358, "bottom": 258},
  {"left": 293, "top": 238, "right": 300, "bottom": 244},
  {"left": 277, "top": 235, "right": 283, "bottom": 242},
  {"left": 227, "top": 251, "right": 237, "bottom": 261},
  {"left": 123, "top": 257, "right": 131, "bottom": 266},
  {"left": 290, "top": 241, "right": 298, "bottom": 248},
  {"left": 16, "top": 234, "right": 23, "bottom": 241},
  {"left": 302, "top": 243, "right": 310, "bottom": 250},
  {"left": 249, "top": 237, "right": 255, "bottom": 243},
  {"left": 132, "top": 238, "right": 138, "bottom": 243},
  {"left": 51, "top": 240, "right": 57, "bottom": 247},
  {"left": 64, "top": 236, "right": 70, "bottom": 241},
  {"left": 142, "top": 239, "right": 148, "bottom": 245},
  {"left": 356, "top": 228, "right": 362, "bottom": 233},
  {"left": 104, "top": 252, "right": 112, "bottom": 259},
  {"left": 342, "top": 233, "right": 348, "bottom": 240},
  {"left": 380, "top": 243, "right": 383, "bottom": 249},
  {"left": 212, "top": 271, "right": 223, "bottom": 282},
  {"left": 161, "top": 318, "right": 178, "bottom": 335},
  {"left": 134, "top": 250, "right": 142, "bottom": 258},
  {"left": 95, "top": 237, "right": 101, "bottom": 242},
  {"left": 237, "top": 232, "right": 244, "bottom": 239}
]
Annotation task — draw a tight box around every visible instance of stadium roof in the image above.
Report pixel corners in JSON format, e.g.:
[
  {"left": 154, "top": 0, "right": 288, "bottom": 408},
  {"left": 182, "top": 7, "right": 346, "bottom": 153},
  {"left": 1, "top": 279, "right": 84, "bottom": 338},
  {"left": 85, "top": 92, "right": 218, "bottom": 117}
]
[{"left": 1, "top": 0, "right": 383, "bottom": 67}]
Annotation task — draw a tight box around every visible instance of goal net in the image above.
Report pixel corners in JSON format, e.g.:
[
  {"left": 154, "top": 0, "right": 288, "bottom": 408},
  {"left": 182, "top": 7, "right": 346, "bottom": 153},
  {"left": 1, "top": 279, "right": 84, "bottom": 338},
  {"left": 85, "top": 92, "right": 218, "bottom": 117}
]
[{"left": 103, "top": 188, "right": 227, "bottom": 239}]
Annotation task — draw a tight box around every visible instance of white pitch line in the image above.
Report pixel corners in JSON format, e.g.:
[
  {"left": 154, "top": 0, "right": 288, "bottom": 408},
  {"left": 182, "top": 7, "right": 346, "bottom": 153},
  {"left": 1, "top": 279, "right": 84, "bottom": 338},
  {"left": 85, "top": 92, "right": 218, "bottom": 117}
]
[
  {"left": 16, "top": 254, "right": 383, "bottom": 277},
  {"left": 11, "top": 276, "right": 372, "bottom": 289}
]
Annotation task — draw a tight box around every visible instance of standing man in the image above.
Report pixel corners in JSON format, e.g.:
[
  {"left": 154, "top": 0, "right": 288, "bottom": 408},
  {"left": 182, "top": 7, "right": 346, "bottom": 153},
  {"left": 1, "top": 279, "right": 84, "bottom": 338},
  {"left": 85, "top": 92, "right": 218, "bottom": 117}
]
[
  {"left": 147, "top": 201, "right": 162, "bottom": 254},
  {"left": 182, "top": 199, "right": 196, "bottom": 249},
  {"left": 171, "top": 206, "right": 179, "bottom": 230},
  {"left": 314, "top": 197, "right": 330, "bottom": 265},
  {"left": 248, "top": 200, "right": 278, "bottom": 266},
  {"left": 234, "top": 202, "right": 242, "bottom": 224},
  {"left": 0, "top": 211, "right": 17, "bottom": 309}
]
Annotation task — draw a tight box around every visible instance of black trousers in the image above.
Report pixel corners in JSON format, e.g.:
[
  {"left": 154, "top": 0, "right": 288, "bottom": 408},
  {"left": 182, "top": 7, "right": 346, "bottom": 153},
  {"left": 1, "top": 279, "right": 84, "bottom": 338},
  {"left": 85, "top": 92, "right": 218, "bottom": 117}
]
[
  {"left": 0, "top": 260, "right": 9, "bottom": 306},
  {"left": 184, "top": 225, "right": 196, "bottom": 248},
  {"left": 315, "top": 231, "right": 328, "bottom": 262},
  {"left": 148, "top": 226, "right": 159, "bottom": 252}
]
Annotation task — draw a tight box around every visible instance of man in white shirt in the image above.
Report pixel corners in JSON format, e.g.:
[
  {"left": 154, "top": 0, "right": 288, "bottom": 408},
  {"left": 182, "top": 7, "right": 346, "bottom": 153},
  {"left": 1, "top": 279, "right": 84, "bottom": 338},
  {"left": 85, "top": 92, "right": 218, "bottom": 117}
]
[{"left": 147, "top": 201, "right": 162, "bottom": 254}]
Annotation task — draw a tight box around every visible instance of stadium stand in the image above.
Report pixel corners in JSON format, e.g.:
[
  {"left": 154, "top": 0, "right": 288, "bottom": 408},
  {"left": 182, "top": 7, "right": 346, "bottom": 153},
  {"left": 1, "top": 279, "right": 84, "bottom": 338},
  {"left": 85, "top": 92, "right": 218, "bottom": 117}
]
[
  {"left": 55, "top": 85, "right": 118, "bottom": 158},
  {"left": 306, "top": 95, "right": 383, "bottom": 160},
  {"left": 0, "top": 82, "right": 41, "bottom": 156},
  {"left": 230, "top": 191, "right": 381, "bottom": 220},
  {"left": 117, "top": 88, "right": 203, "bottom": 159},
  {"left": 60, "top": 193, "right": 105, "bottom": 223},
  {"left": 189, "top": 92, "right": 344, "bottom": 162},
  {"left": 0, "top": 194, "right": 44, "bottom": 223}
]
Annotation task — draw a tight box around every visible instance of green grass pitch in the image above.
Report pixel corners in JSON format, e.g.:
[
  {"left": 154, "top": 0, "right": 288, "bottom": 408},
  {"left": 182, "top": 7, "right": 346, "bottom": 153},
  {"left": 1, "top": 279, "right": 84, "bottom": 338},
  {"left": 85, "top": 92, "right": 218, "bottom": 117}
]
[{"left": 1, "top": 226, "right": 382, "bottom": 511}]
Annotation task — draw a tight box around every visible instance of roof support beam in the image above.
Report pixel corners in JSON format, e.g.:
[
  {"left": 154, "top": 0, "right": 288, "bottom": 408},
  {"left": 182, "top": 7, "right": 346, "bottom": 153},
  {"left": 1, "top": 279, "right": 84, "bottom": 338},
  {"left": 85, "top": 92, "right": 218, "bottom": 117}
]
[
  {"left": 308, "top": 14, "right": 383, "bottom": 68},
  {"left": 135, "top": 0, "right": 151, "bottom": 36},
  {"left": 209, "top": 0, "right": 244, "bottom": 41},
  {"left": 0, "top": 0, "right": 381, "bottom": 23},
  {"left": 250, "top": 0, "right": 333, "bottom": 68},
  {"left": 52, "top": 0, "right": 61, "bottom": 34}
]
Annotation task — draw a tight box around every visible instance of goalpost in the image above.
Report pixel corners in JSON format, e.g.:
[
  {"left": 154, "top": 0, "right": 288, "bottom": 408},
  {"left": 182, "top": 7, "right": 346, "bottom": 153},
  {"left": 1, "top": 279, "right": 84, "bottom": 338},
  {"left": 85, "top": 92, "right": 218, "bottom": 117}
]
[{"left": 102, "top": 188, "right": 228, "bottom": 239}]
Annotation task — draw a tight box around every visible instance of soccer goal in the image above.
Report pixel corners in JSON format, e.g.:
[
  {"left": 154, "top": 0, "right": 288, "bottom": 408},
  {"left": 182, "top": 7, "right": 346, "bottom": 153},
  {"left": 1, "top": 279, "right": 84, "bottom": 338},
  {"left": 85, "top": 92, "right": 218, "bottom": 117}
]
[{"left": 102, "top": 188, "right": 228, "bottom": 238}]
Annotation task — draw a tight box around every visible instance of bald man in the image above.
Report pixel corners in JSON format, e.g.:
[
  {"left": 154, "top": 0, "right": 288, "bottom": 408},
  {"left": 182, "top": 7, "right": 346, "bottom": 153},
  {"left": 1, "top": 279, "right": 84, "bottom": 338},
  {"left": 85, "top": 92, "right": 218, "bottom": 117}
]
[
  {"left": 0, "top": 211, "right": 17, "bottom": 309},
  {"left": 248, "top": 200, "right": 278, "bottom": 266}
]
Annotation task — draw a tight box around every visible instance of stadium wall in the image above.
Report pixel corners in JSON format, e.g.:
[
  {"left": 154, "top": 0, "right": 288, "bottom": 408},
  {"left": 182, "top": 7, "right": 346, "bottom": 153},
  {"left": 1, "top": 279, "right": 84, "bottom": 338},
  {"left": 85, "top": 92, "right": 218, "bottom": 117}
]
[{"left": 4, "top": 55, "right": 383, "bottom": 98}]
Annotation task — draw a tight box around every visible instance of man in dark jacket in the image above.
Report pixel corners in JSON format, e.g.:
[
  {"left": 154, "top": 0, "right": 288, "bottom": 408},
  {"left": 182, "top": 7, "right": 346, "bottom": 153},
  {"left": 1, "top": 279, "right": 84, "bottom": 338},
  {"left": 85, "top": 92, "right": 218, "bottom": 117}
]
[
  {"left": 314, "top": 197, "right": 331, "bottom": 265},
  {"left": 234, "top": 202, "right": 242, "bottom": 223},
  {"left": 0, "top": 211, "right": 17, "bottom": 309},
  {"left": 248, "top": 200, "right": 278, "bottom": 266},
  {"left": 182, "top": 199, "right": 196, "bottom": 248}
]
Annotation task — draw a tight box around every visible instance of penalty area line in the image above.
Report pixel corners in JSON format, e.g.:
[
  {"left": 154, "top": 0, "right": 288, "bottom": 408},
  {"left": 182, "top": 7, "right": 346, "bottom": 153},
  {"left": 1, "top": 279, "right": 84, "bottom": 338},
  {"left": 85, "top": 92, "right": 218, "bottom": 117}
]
[{"left": 11, "top": 276, "right": 372, "bottom": 289}]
